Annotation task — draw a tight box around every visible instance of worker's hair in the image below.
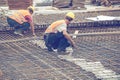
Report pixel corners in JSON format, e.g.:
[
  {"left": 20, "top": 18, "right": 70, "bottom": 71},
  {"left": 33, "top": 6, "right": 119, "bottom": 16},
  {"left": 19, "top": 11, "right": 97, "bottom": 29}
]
[
  {"left": 65, "top": 16, "right": 73, "bottom": 21},
  {"left": 28, "top": 8, "right": 33, "bottom": 14}
]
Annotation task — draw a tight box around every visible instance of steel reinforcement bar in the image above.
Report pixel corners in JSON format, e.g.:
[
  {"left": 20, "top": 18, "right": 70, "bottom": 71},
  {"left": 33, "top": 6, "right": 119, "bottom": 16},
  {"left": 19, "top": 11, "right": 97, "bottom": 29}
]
[{"left": 1, "top": 20, "right": 120, "bottom": 31}]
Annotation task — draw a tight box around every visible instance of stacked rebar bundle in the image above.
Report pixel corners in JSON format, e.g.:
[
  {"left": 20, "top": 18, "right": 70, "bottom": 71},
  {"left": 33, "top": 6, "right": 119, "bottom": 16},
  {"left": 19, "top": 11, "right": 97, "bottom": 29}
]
[
  {"left": 0, "top": 8, "right": 8, "bottom": 29},
  {"left": 52, "top": 0, "right": 85, "bottom": 9}
]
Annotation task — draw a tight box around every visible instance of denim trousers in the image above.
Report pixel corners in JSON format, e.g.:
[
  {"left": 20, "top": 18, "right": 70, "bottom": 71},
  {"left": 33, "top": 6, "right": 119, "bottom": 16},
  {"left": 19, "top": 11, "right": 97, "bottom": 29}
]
[
  {"left": 7, "top": 17, "right": 30, "bottom": 31},
  {"left": 44, "top": 32, "right": 70, "bottom": 51}
]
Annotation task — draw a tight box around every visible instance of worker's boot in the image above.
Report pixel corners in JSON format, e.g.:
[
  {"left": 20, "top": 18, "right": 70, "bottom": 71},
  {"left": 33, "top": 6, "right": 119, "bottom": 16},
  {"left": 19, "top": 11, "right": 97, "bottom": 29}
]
[{"left": 14, "top": 29, "right": 23, "bottom": 36}]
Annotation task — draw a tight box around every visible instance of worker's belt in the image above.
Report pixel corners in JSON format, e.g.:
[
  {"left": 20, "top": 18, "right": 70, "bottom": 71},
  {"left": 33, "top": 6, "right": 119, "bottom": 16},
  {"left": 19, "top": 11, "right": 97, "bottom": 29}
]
[
  {"left": 44, "top": 32, "right": 64, "bottom": 39},
  {"left": 44, "top": 33, "right": 55, "bottom": 37}
]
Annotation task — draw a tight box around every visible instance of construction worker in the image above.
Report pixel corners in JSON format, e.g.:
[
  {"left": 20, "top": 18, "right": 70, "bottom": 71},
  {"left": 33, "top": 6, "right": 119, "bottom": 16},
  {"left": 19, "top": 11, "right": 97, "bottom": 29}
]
[
  {"left": 44, "top": 12, "right": 75, "bottom": 53},
  {"left": 7, "top": 6, "right": 35, "bottom": 36}
]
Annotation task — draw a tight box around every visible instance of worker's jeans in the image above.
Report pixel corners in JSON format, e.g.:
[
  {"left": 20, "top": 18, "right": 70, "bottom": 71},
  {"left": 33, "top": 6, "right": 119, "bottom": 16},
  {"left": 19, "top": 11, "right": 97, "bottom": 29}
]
[
  {"left": 44, "top": 32, "right": 70, "bottom": 52},
  {"left": 7, "top": 17, "right": 30, "bottom": 31}
]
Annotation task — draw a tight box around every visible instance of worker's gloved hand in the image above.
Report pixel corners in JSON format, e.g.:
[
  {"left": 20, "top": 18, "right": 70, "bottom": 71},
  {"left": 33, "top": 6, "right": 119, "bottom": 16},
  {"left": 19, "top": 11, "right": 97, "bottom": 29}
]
[
  {"left": 71, "top": 41, "right": 75, "bottom": 48},
  {"left": 71, "top": 44, "right": 75, "bottom": 48},
  {"left": 71, "top": 42, "right": 78, "bottom": 49},
  {"left": 32, "top": 33, "right": 36, "bottom": 37}
]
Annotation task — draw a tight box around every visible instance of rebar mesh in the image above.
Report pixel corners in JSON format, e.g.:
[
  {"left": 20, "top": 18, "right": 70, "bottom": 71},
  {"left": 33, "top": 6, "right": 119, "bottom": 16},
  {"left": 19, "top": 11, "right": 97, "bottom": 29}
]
[
  {"left": 0, "top": 8, "right": 120, "bottom": 80},
  {"left": 0, "top": 26, "right": 120, "bottom": 79}
]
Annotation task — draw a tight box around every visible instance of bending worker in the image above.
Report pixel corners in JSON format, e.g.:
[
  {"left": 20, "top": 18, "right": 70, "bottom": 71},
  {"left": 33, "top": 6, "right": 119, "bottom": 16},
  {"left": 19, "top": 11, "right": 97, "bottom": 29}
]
[
  {"left": 44, "top": 12, "right": 75, "bottom": 53},
  {"left": 7, "top": 6, "right": 35, "bottom": 36}
]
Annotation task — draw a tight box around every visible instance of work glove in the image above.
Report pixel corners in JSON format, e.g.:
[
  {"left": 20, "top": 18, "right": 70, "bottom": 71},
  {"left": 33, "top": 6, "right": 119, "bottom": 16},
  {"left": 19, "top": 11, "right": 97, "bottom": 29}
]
[{"left": 33, "top": 33, "right": 36, "bottom": 37}]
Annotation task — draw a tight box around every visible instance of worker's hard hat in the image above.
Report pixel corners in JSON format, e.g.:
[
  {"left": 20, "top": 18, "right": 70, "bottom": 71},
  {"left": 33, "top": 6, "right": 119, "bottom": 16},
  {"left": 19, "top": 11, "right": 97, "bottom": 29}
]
[
  {"left": 27, "top": 6, "right": 34, "bottom": 12},
  {"left": 66, "top": 12, "right": 75, "bottom": 19}
]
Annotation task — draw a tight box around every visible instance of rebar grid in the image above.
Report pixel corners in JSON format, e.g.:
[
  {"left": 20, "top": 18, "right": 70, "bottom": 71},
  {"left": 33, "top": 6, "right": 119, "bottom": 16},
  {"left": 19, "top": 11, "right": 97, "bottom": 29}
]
[
  {"left": 0, "top": 29, "right": 120, "bottom": 79},
  {"left": 0, "top": 9, "right": 120, "bottom": 80}
]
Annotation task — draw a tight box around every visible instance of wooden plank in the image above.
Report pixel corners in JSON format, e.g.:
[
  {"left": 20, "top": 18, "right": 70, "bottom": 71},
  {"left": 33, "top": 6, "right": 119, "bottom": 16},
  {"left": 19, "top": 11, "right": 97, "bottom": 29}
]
[
  {"left": 7, "top": 0, "right": 33, "bottom": 10},
  {"left": 0, "top": 0, "right": 7, "bottom": 6}
]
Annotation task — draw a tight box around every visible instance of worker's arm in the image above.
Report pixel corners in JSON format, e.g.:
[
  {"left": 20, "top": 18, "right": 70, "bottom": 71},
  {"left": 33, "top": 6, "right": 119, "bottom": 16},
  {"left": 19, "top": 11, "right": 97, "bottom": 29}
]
[
  {"left": 30, "top": 22, "right": 36, "bottom": 36},
  {"left": 25, "top": 15, "right": 35, "bottom": 36},
  {"left": 63, "top": 30, "right": 75, "bottom": 47}
]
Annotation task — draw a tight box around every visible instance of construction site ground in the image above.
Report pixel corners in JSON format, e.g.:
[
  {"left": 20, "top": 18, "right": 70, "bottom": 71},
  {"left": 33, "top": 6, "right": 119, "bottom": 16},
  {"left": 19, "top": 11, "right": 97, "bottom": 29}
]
[{"left": 0, "top": 4, "right": 120, "bottom": 80}]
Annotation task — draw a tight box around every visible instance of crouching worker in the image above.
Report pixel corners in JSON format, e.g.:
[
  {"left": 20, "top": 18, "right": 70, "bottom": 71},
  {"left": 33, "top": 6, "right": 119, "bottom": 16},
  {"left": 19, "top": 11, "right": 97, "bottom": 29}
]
[
  {"left": 7, "top": 6, "right": 36, "bottom": 36},
  {"left": 44, "top": 12, "right": 76, "bottom": 53}
]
